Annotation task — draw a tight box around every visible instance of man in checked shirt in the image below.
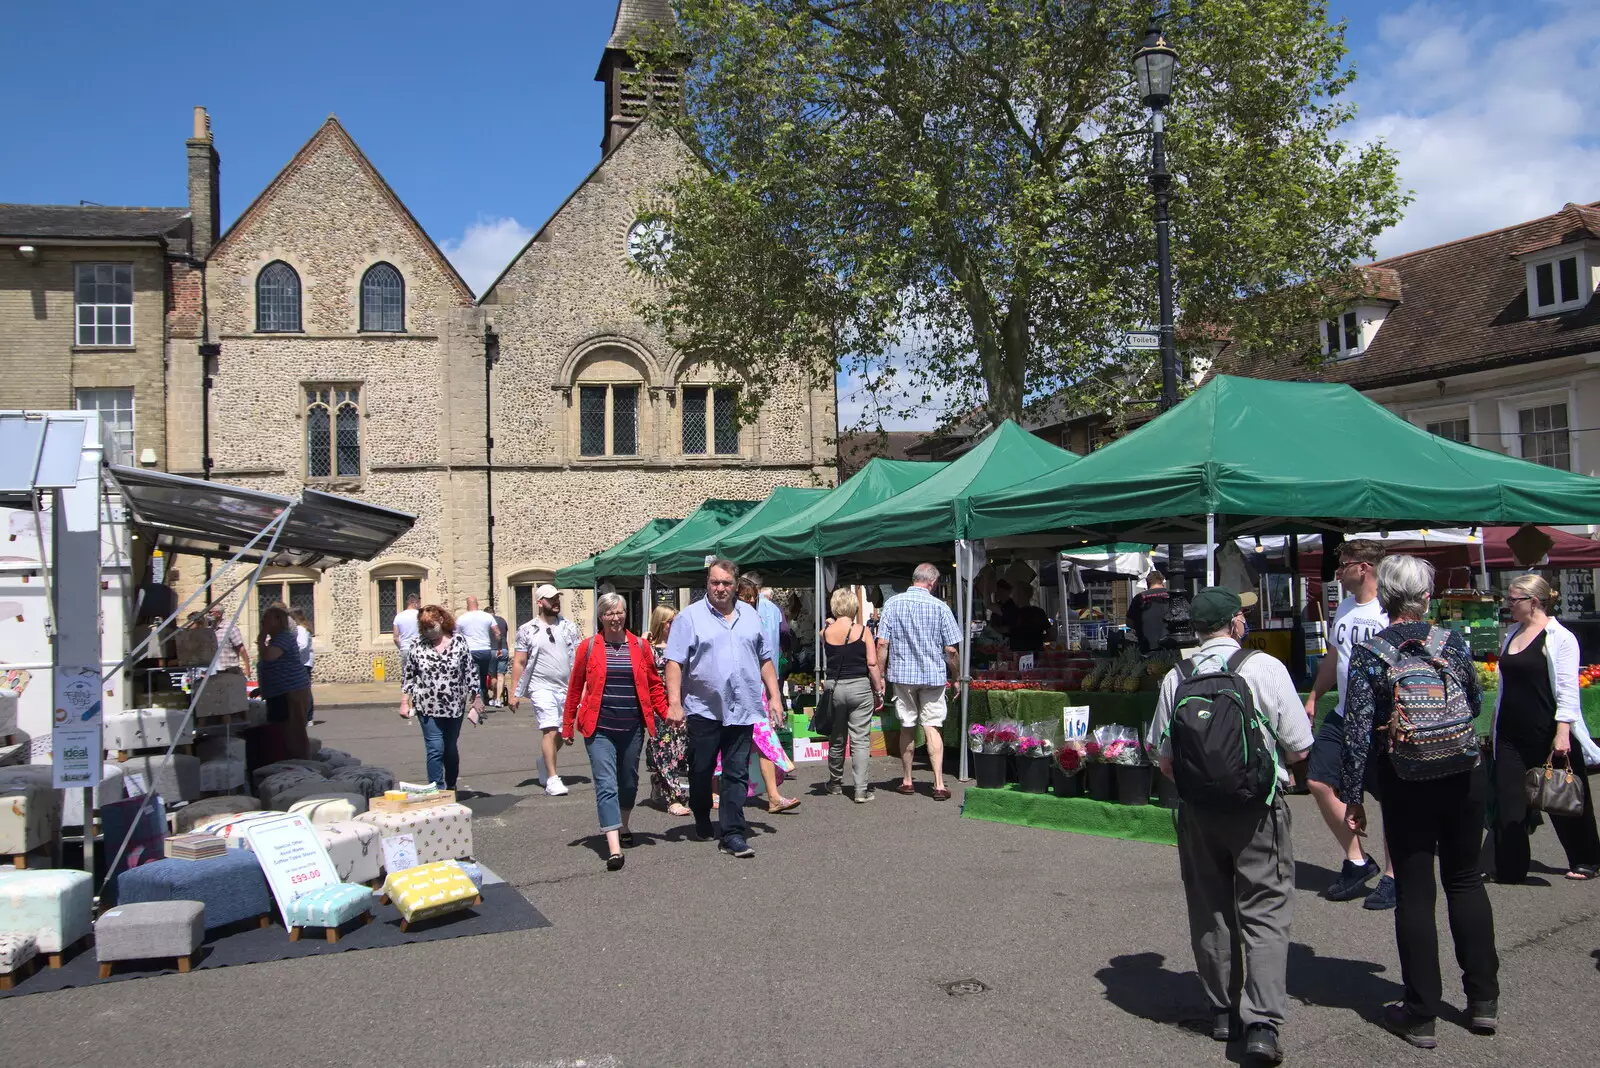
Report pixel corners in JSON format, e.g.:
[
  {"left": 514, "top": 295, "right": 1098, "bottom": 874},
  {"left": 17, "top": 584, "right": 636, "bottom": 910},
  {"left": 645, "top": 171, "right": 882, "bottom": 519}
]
[{"left": 877, "top": 562, "right": 962, "bottom": 800}]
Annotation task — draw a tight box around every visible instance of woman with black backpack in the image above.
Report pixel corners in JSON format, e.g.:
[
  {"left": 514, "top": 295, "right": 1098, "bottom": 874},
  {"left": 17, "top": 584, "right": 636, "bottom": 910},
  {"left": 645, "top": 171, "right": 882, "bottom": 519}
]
[{"left": 1340, "top": 554, "right": 1499, "bottom": 1049}]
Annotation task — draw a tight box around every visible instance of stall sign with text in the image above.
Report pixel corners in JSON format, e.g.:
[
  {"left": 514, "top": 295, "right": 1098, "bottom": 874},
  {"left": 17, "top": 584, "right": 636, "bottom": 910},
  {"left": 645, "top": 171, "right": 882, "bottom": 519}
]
[
  {"left": 52, "top": 664, "right": 103, "bottom": 788},
  {"left": 1062, "top": 706, "right": 1091, "bottom": 742},
  {"left": 243, "top": 814, "right": 340, "bottom": 923}
]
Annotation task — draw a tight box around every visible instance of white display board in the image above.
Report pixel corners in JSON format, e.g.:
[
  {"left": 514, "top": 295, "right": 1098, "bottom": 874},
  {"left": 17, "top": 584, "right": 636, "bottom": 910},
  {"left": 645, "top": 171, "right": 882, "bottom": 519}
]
[{"left": 243, "top": 813, "right": 340, "bottom": 924}]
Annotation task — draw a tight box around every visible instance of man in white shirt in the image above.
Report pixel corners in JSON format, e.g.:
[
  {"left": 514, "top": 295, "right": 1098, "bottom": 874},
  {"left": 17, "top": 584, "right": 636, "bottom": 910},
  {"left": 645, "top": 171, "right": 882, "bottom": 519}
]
[
  {"left": 392, "top": 594, "right": 421, "bottom": 667},
  {"left": 508, "top": 585, "right": 579, "bottom": 796},
  {"left": 455, "top": 596, "right": 500, "bottom": 706},
  {"left": 1303, "top": 539, "right": 1394, "bottom": 908}
]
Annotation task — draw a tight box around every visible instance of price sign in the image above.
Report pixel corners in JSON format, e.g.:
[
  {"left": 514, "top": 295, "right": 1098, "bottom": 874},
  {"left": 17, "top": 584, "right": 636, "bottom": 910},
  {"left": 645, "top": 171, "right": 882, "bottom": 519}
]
[
  {"left": 243, "top": 814, "right": 340, "bottom": 923},
  {"left": 1062, "top": 705, "right": 1090, "bottom": 741},
  {"left": 1018, "top": 653, "right": 1036, "bottom": 672}
]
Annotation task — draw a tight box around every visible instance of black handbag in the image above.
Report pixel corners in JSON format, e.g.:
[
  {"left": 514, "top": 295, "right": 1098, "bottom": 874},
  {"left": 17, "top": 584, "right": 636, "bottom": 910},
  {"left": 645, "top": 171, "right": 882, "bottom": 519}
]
[
  {"left": 1525, "top": 751, "right": 1585, "bottom": 819},
  {"left": 810, "top": 680, "right": 836, "bottom": 736}
]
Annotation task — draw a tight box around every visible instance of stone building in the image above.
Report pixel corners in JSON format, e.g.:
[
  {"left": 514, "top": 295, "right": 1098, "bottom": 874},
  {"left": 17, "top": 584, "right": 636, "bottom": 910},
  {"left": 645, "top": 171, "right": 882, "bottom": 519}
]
[{"left": 185, "top": 0, "right": 835, "bottom": 681}]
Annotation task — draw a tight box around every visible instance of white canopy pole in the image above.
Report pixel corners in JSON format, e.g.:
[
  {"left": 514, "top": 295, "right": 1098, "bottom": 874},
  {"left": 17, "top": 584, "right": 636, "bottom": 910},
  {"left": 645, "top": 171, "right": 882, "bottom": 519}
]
[
  {"left": 643, "top": 564, "right": 654, "bottom": 622},
  {"left": 814, "top": 556, "right": 824, "bottom": 684},
  {"left": 957, "top": 540, "right": 975, "bottom": 782},
  {"left": 1205, "top": 513, "right": 1217, "bottom": 586},
  {"left": 1478, "top": 535, "right": 1490, "bottom": 591}
]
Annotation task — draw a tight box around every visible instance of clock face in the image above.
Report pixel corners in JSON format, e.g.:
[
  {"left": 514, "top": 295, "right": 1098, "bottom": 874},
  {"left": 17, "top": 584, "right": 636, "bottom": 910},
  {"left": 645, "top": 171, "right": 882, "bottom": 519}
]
[{"left": 627, "top": 218, "right": 673, "bottom": 273}]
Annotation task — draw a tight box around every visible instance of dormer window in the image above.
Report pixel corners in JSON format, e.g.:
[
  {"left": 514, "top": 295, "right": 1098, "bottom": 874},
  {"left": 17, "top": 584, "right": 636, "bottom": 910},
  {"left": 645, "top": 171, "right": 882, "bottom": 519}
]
[
  {"left": 1521, "top": 246, "right": 1596, "bottom": 317},
  {"left": 1321, "top": 310, "right": 1363, "bottom": 359}
]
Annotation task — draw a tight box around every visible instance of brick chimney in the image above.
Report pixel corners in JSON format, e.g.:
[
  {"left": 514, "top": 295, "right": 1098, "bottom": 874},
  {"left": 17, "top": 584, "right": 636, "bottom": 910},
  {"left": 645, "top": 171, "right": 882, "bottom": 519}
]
[{"left": 186, "top": 106, "right": 220, "bottom": 259}]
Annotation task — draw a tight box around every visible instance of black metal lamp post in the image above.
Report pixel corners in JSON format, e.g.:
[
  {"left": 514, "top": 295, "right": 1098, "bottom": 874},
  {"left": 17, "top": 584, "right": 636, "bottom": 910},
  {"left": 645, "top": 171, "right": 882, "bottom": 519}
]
[{"left": 1133, "top": 22, "right": 1179, "bottom": 410}]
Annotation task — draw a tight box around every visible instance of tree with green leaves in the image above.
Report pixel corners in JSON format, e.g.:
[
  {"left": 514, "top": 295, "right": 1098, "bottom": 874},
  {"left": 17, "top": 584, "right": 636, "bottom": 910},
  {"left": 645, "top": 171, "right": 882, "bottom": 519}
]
[{"left": 635, "top": 0, "right": 1407, "bottom": 430}]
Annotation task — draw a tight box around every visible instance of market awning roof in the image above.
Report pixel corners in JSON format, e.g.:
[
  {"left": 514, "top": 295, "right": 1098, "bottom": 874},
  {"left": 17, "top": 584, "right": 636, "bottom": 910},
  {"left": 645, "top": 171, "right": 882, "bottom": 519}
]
[
  {"left": 600, "top": 498, "right": 760, "bottom": 587},
  {"left": 721, "top": 458, "right": 946, "bottom": 565},
  {"left": 650, "top": 486, "right": 832, "bottom": 581},
  {"left": 556, "top": 517, "right": 682, "bottom": 587},
  {"left": 966, "top": 375, "right": 1600, "bottom": 543},
  {"left": 817, "top": 420, "right": 1078, "bottom": 556},
  {"left": 106, "top": 465, "right": 415, "bottom": 567}
]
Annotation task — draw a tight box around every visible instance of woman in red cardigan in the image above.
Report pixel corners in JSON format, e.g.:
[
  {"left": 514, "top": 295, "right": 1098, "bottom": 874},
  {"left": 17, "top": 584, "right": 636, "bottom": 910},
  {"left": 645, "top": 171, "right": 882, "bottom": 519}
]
[{"left": 562, "top": 592, "right": 667, "bottom": 871}]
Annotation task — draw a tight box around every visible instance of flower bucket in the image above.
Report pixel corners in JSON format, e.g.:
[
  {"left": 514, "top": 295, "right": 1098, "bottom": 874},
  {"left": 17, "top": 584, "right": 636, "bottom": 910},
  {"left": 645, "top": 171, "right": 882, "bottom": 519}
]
[
  {"left": 1114, "top": 764, "right": 1153, "bottom": 807},
  {"left": 1015, "top": 754, "right": 1052, "bottom": 794},
  {"left": 1006, "top": 753, "right": 1020, "bottom": 784},
  {"left": 972, "top": 752, "right": 1008, "bottom": 790},
  {"left": 1050, "top": 764, "right": 1083, "bottom": 798},
  {"left": 1153, "top": 771, "right": 1180, "bottom": 809},
  {"left": 1086, "top": 763, "right": 1115, "bottom": 802}
]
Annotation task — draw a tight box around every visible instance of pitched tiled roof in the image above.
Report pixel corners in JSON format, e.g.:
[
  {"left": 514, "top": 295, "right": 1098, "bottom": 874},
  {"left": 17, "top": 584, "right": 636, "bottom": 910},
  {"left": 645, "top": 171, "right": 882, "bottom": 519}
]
[
  {"left": 838, "top": 430, "right": 930, "bottom": 477},
  {"left": 605, "top": 0, "right": 675, "bottom": 51},
  {"left": 0, "top": 204, "right": 189, "bottom": 241},
  {"left": 1220, "top": 200, "right": 1600, "bottom": 390}
]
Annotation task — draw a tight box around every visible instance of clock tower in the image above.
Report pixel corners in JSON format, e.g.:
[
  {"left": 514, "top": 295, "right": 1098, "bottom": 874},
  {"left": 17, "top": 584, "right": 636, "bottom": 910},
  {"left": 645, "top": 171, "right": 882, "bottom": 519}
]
[{"left": 596, "top": 0, "right": 679, "bottom": 156}]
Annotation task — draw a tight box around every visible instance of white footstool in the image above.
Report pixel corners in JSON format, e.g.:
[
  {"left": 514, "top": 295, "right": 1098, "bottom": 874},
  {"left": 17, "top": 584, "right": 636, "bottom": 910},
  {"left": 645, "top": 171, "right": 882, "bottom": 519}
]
[
  {"left": 317, "top": 821, "right": 382, "bottom": 885},
  {"left": 104, "top": 707, "right": 194, "bottom": 754},
  {"left": 287, "top": 793, "right": 368, "bottom": 824},
  {"left": 171, "top": 795, "right": 259, "bottom": 832},
  {"left": 0, "top": 776, "right": 61, "bottom": 863},
  {"left": 355, "top": 802, "right": 473, "bottom": 866},
  {"left": 0, "top": 932, "right": 37, "bottom": 989},
  {"left": 95, "top": 900, "right": 205, "bottom": 977},
  {"left": 0, "top": 868, "right": 94, "bottom": 966}
]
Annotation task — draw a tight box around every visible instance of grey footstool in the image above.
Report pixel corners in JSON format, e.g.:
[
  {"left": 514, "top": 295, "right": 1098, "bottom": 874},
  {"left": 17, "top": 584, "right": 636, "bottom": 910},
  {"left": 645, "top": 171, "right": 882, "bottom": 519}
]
[{"left": 95, "top": 900, "right": 205, "bottom": 977}]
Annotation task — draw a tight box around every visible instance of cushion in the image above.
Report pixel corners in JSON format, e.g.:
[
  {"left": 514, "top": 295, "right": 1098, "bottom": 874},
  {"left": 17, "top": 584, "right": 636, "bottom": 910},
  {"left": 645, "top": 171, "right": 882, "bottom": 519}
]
[
  {"left": 315, "top": 821, "right": 381, "bottom": 885},
  {"left": 285, "top": 883, "right": 374, "bottom": 929},
  {"left": 314, "top": 747, "right": 360, "bottom": 769},
  {"left": 0, "top": 869, "right": 95, "bottom": 952},
  {"left": 258, "top": 772, "right": 332, "bottom": 810},
  {"left": 171, "top": 795, "right": 259, "bottom": 832},
  {"left": 456, "top": 861, "right": 484, "bottom": 888},
  {"left": 94, "top": 900, "right": 205, "bottom": 962},
  {"left": 0, "top": 932, "right": 37, "bottom": 972},
  {"left": 328, "top": 766, "right": 396, "bottom": 799},
  {"left": 117, "top": 753, "right": 202, "bottom": 803},
  {"left": 382, "top": 861, "right": 478, "bottom": 924},
  {"left": 193, "top": 671, "right": 247, "bottom": 719},
  {"left": 0, "top": 779, "right": 62, "bottom": 855},
  {"left": 104, "top": 707, "right": 194, "bottom": 752},
  {"left": 189, "top": 811, "right": 280, "bottom": 848},
  {"left": 195, "top": 733, "right": 246, "bottom": 763},
  {"left": 354, "top": 802, "right": 473, "bottom": 865},
  {"left": 199, "top": 758, "right": 247, "bottom": 794},
  {"left": 252, "top": 761, "right": 331, "bottom": 790},
  {"left": 287, "top": 793, "right": 368, "bottom": 824},
  {"left": 116, "top": 851, "right": 272, "bottom": 930},
  {"left": 266, "top": 780, "right": 350, "bottom": 812}
]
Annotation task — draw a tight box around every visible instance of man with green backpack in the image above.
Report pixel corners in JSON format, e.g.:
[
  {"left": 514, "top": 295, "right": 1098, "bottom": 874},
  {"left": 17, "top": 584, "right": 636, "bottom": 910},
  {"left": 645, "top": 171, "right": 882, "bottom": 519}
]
[{"left": 1146, "top": 587, "right": 1314, "bottom": 1066}]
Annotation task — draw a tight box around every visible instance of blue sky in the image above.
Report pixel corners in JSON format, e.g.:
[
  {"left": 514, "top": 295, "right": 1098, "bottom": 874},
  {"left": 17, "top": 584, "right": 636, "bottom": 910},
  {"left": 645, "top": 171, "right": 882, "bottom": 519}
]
[{"left": 3, "top": 1, "right": 1595, "bottom": 427}]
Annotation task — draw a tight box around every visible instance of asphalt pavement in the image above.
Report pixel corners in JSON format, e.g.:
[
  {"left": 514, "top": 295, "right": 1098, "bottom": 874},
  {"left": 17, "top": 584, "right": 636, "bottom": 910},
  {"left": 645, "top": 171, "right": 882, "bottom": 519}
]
[{"left": 3, "top": 699, "right": 1596, "bottom": 1068}]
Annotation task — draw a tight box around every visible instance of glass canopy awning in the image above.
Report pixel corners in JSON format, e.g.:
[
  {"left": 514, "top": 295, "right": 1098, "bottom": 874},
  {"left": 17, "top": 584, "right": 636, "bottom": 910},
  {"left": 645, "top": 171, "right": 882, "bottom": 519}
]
[{"left": 106, "top": 465, "right": 415, "bottom": 567}]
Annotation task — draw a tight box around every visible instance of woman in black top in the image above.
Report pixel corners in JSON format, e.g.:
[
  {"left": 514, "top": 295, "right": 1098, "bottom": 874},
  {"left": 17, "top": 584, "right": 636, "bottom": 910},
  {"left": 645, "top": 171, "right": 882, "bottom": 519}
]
[{"left": 822, "top": 588, "right": 884, "bottom": 802}]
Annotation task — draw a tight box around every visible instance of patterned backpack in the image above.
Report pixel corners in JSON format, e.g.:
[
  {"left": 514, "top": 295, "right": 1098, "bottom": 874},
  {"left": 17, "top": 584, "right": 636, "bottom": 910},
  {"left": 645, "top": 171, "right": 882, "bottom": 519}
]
[{"left": 1365, "top": 627, "right": 1479, "bottom": 781}]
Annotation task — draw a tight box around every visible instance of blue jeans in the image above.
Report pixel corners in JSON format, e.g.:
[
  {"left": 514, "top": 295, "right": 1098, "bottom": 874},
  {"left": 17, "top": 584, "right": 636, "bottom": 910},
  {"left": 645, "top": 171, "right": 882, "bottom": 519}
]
[
  {"left": 470, "top": 649, "right": 495, "bottom": 701},
  {"left": 418, "top": 715, "right": 463, "bottom": 790},
  {"left": 687, "top": 716, "right": 753, "bottom": 842},
  {"left": 585, "top": 725, "right": 644, "bottom": 833}
]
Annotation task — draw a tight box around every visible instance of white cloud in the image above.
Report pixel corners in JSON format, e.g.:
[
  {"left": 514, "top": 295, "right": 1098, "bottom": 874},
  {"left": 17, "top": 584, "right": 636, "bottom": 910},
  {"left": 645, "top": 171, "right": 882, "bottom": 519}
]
[
  {"left": 1348, "top": 1, "right": 1600, "bottom": 257},
  {"left": 440, "top": 216, "right": 535, "bottom": 297}
]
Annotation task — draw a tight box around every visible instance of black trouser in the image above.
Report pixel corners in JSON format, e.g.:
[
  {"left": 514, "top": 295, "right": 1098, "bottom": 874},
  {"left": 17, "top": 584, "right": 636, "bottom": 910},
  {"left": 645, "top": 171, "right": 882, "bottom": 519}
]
[
  {"left": 1378, "top": 758, "right": 1499, "bottom": 1019},
  {"left": 1487, "top": 738, "right": 1600, "bottom": 880},
  {"left": 686, "top": 717, "right": 753, "bottom": 843}
]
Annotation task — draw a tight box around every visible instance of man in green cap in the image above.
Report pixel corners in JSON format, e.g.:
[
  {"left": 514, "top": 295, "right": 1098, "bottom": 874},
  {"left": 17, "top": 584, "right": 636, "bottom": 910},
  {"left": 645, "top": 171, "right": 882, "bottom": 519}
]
[{"left": 1146, "top": 586, "right": 1313, "bottom": 1066}]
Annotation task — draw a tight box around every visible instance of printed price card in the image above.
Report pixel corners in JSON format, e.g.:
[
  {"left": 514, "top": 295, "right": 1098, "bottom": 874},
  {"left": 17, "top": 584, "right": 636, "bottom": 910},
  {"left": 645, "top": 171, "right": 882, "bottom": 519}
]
[
  {"left": 1018, "top": 653, "right": 1036, "bottom": 672},
  {"left": 1062, "top": 706, "right": 1090, "bottom": 742},
  {"left": 381, "top": 833, "right": 419, "bottom": 874}
]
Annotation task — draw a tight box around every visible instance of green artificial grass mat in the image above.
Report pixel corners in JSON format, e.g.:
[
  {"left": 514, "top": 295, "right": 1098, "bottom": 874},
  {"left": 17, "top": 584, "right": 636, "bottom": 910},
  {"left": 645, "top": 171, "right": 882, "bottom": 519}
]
[{"left": 961, "top": 785, "right": 1178, "bottom": 847}]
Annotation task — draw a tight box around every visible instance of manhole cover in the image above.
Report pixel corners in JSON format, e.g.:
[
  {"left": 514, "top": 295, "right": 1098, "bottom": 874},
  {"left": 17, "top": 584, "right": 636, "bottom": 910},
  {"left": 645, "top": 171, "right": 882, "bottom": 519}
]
[{"left": 941, "top": 978, "right": 990, "bottom": 997}]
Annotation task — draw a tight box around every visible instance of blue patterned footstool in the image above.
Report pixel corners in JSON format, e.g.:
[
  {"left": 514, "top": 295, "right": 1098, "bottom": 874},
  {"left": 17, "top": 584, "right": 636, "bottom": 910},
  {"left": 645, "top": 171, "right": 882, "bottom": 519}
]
[
  {"left": 0, "top": 868, "right": 94, "bottom": 966},
  {"left": 285, "top": 883, "right": 375, "bottom": 943},
  {"left": 95, "top": 900, "right": 205, "bottom": 977},
  {"left": 0, "top": 933, "right": 38, "bottom": 989},
  {"left": 116, "top": 850, "right": 272, "bottom": 931}
]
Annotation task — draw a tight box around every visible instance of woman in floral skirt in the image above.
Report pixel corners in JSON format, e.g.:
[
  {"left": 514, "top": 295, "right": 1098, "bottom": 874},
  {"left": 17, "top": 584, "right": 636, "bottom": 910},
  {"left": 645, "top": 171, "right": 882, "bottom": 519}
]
[{"left": 645, "top": 606, "right": 691, "bottom": 816}]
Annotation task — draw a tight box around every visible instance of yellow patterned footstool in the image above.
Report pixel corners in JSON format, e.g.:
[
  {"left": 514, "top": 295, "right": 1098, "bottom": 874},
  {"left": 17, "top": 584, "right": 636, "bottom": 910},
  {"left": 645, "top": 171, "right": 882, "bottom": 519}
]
[{"left": 382, "top": 861, "right": 481, "bottom": 931}]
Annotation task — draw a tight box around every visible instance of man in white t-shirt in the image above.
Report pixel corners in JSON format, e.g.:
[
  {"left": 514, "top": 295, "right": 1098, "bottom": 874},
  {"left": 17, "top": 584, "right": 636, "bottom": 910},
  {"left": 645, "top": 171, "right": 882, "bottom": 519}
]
[
  {"left": 508, "top": 585, "right": 579, "bottom": 796},
  {"left": 1304, "top": 539, "right": 1395, "bottom": 908},
  {"left": 391, "top": 594, "right": 421, "bottom": 666},
  {"left": 455, "top": 596, "right": 501, "bottom": 705}
]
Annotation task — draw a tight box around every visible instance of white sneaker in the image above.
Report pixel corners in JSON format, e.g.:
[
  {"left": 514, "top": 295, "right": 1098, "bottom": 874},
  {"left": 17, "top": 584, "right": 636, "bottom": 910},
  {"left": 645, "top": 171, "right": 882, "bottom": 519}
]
[
  {"left": 545, "top": 775, "right": 568, "bottom": 797},
  {"left": 535, "top": 754, "right": 548, "bottom": 786}
]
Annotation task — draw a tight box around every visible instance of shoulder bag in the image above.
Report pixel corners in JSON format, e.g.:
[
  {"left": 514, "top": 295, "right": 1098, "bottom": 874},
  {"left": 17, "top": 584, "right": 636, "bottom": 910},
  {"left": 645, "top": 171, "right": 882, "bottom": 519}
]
[{"left": 1526, "top": 750, "right": 1584, "bottom": 818}]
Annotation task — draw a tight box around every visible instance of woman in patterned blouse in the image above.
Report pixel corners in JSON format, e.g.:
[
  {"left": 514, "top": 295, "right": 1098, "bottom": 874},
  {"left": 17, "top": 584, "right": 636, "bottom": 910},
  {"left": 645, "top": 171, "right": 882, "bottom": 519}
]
[{"left": 400, "top": 604, "right": 482, "bottom": 792}]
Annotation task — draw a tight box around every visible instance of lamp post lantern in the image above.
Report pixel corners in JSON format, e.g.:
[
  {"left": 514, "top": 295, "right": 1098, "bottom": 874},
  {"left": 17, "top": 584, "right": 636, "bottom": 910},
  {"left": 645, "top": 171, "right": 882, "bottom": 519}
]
[{"left": 1134, "top": 22, "right": 1179, "bottom": 410}]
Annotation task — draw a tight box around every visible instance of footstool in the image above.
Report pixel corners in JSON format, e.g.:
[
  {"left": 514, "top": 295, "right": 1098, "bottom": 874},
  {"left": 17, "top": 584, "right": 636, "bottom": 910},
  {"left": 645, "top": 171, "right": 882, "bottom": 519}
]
[
  {"left": 195, "top": 733, "right": 246, "bottom": 763},
  {"left": 104, "top": 707, "right": 194, "bottom": 754},
  {"left": 198, "top": 757, "right": 247, "bottom": 794},
  {"left": 116, "top": 850, "right": 273, "bottom": 931},
  {"left": 329, "top": 766, "right": 396, "bottom": 799},
  {"left": 314, "top": 747, "right": 360, "bottom": 769},
  {"left": 0, "top": 777, "right": 62, "bottom": 864},
  {"left": 0, "top": 933, "right": 38, "bottom": 989},
  {"left": 285, "top": 883, "right": 375, "bottom": 943},
  {"left": 287, "top": 793, "right": 368, "bottom": 824},
  {"left": 189, "top": 811, "right": 280, "bottom": 848},
  {"left": 355, "top": 802, "right": 473, "bottom": 866},
  {"left": 117, "top": 753, "right": 202, "bottom": 803},
  {"left": 382, "top": 861, "right": 480, "bottom": 931},
  {"left": 193, "top": 671, "right": 246, "bottom": 719},
  {"left": 258, "top": 771, "right": 330, "bottom": 810},
  {"left": 94, "top": 900, "right": 205, "bottom": 977},
  {"left": 267, "top": 779, "right": 351, "bottom": 812},
  {"left": 0, "top": 869, "right": 94, "bottom": 965},
  {"left": 316, "top": 821, "right": 381, "bottom": 885},
  {"left": 251, "top": 760, "right": 333, "bottom": 789},
  {"left": 0, "top": 763, "right": 122, "bottom": 829},
  {"left": 172, "top": 795, "right": 259, "bottom": 832}
]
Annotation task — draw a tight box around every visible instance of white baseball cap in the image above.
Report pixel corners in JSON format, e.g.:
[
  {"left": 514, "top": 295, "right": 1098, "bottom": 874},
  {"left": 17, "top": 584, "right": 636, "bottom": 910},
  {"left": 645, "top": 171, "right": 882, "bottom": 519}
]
[{"left": 535, "top": 584, "right": 560, "bottom": 600}]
